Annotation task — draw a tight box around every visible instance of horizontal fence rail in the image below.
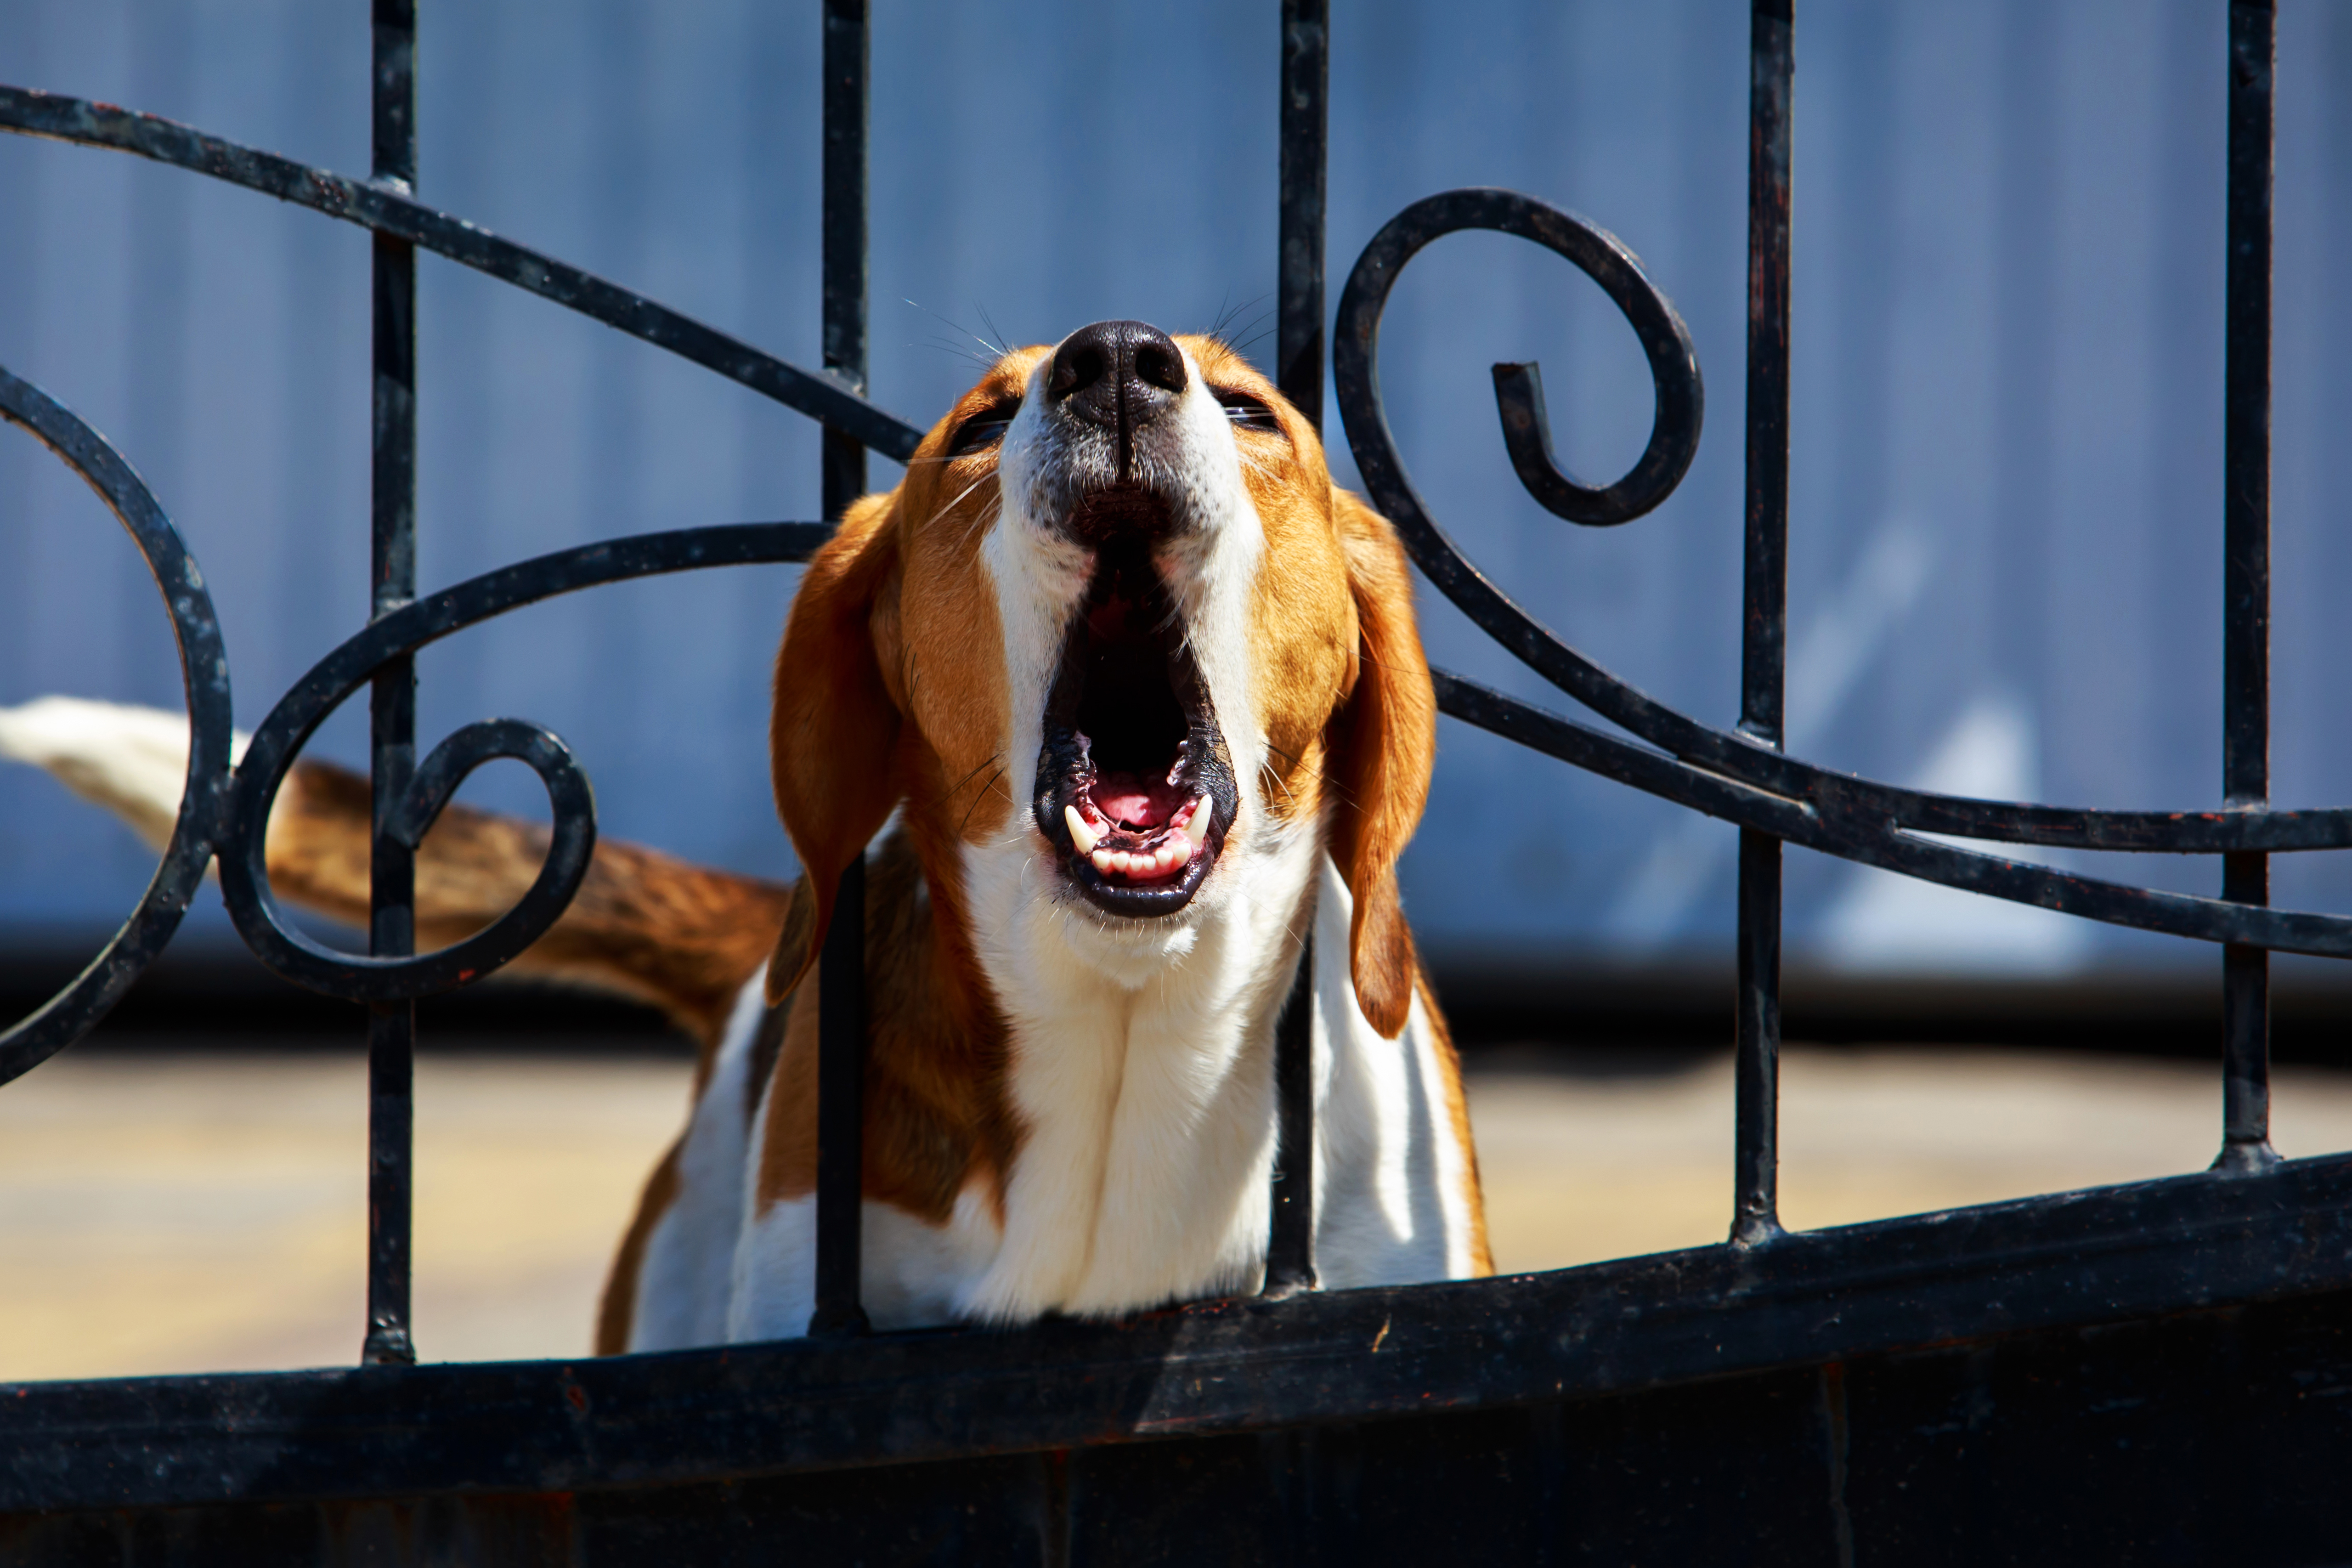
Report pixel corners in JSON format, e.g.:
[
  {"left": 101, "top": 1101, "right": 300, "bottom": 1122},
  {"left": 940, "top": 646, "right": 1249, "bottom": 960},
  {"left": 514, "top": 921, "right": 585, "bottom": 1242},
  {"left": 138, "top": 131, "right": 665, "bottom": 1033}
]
[
  {"left": 0, "top": 0, "right": 2340, "bottom": 1533},
  {"left": 7, "top": 1146, "right": 2352, "bottom": 1512}
]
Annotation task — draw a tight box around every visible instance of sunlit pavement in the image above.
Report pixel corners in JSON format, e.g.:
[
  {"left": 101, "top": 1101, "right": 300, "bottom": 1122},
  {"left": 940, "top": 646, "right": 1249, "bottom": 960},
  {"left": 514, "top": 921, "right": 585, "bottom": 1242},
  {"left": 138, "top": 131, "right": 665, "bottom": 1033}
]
[{"left": 6, "top": 1042, "right": 2351, "bottom": 1383}]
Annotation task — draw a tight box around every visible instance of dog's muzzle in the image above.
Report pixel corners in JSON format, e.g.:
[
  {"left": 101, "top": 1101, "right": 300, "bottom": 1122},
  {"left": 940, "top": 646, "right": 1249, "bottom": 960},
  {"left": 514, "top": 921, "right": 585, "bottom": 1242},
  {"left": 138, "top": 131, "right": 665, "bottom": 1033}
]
[{"left": 1029, "top": 320, "right": 1239, "bottom": 918}]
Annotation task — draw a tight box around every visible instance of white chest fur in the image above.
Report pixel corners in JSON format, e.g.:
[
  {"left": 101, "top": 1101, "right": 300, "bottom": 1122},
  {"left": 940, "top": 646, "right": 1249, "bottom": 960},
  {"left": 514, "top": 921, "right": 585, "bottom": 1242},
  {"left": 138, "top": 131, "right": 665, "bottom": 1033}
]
[{"left": 696, "top": 849, "right": 1477, "bottom": 1346}]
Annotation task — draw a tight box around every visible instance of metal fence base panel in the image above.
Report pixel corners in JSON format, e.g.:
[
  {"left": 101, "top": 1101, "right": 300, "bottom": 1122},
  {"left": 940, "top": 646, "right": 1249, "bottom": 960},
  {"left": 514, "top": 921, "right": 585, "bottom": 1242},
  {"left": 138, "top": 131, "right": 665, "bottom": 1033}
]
[
  {"left": 4, "top": 1150, "right": 2352, "bottom": 1524},
  {"left": 7, "top": 1290, "right": 2352, "bottom": 1565}
]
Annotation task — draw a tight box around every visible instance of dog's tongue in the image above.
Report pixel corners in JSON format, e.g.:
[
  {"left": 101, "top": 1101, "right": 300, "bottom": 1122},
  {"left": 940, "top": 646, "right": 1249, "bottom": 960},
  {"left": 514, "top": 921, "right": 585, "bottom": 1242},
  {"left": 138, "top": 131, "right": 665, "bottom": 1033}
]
[{"left": 1092, "top": 770, "right": 1185, "bottom": 831}]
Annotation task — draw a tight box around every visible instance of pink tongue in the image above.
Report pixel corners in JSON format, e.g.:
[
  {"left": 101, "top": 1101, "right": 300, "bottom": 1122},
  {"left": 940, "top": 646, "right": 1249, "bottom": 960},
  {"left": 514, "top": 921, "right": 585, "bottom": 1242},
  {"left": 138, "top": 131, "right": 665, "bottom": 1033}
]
[{"left": 1092, "top": 770, "right": 1183, "bottom": 831}]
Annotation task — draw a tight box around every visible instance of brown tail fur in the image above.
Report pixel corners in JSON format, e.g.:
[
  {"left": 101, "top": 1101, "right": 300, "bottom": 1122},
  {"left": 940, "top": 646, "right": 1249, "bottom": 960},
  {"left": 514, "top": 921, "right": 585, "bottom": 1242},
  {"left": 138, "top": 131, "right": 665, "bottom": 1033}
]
[{"left": 269, "top": 758, "right": 790, "bottom": 1048}]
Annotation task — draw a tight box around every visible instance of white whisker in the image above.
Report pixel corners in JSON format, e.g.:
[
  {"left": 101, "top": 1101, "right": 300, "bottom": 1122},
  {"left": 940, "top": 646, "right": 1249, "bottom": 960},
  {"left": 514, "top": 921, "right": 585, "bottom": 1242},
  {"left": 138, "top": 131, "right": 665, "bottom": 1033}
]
[{"left": 924, "top": 471, "right": 1000, "bottom": 535}]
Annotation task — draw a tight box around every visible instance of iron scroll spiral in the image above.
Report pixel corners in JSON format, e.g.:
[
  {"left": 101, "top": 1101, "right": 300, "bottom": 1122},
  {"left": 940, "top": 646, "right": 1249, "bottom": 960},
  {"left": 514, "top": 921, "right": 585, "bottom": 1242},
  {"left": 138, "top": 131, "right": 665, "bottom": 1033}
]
[
  {"left": 0, "top": 366, "right": 235, "bottom": 1087},
  {"left": 1335, "top": 187, "right": 2352, "bottom": 956},
  {"left": 219, "top": 523, "right": 827, "bottom": 1002}
]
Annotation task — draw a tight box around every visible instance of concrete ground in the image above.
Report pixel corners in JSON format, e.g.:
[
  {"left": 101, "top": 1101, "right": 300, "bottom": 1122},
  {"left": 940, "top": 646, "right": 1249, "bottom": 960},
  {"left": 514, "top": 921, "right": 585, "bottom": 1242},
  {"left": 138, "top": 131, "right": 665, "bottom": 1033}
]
[{"left": 6, "top": 1041, "right": 2351, "bottom": 1383}]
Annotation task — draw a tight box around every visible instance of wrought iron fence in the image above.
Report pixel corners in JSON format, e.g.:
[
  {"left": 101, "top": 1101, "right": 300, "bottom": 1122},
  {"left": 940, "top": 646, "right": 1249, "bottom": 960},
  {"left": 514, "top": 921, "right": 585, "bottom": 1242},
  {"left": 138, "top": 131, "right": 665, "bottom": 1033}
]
[{"left": 1, "top": 0, "right": 2348, "bottom": 1544}]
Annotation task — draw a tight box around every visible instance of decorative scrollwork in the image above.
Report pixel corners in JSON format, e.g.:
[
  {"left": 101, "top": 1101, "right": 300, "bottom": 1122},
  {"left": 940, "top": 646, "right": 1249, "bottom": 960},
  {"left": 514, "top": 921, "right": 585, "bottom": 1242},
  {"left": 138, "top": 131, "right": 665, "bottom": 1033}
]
[
  {"left": 1335, "top": 187, "right": 2352, "bottom": 956},
  {"left": 0, "top": 366, "right": 234, "bottom": 1087},
  {"left": 220, "top": 524, "right": 827, "bottom": 1004}
]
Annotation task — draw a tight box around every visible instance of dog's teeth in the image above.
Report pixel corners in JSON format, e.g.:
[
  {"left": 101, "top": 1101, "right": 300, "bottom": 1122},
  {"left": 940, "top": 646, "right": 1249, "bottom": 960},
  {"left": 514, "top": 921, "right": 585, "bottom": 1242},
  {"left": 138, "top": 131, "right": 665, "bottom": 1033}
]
[
  {"left": 1064, "top": 804, "right": 1101, "bottom": 856},
  {"left": 1091, "top": 847, "right": 1117, "bottom": 875},
  {"left": 1178, "top": 798, "right": 1212, "bottom": 854},
  {"left": 1154, "top": 842, "right": 1182, "bottom": 873}
]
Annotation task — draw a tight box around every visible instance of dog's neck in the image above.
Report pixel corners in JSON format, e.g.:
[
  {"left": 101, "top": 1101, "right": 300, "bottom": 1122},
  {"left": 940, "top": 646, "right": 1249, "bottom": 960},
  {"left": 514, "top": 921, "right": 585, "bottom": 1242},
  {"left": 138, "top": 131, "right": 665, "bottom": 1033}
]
[{"left": 945, "top": 805, "right": 1325, "bottom": 1321}]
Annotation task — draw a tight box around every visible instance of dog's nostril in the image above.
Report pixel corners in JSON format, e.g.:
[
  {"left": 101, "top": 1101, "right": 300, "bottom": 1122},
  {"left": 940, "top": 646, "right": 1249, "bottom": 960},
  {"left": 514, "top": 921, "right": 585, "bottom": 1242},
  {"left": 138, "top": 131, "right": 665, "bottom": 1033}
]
[
  {"left": 1132, "top": 340, "right": 1185, "bottom": 395},
  {"left": 1051, "top": 344, "right": 1108, "bottom": 402}
]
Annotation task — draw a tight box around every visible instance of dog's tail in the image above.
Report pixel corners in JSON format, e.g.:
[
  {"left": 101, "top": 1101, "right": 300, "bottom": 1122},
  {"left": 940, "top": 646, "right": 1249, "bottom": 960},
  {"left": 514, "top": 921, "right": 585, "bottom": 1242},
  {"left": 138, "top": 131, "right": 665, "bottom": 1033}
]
[{"left": 0, "top": 697, "right": 788, "bottom": 1044}]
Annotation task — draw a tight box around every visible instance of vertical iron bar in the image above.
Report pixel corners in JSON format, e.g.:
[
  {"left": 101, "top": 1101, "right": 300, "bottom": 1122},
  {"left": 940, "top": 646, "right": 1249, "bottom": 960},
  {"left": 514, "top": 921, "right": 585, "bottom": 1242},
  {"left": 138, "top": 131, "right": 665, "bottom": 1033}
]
[
  {"left": 820, "top": 0, "right": 869, "bottom": 522},
  {"left": 1263, "top": 931, "right": 1317, "bottom": 1296},
  {"left": 808, "top": 0, "right": 872, "bottom": 1337},
  {"left": 1733, "top": 0, "right": 1793, "bottom": 1247},
  {"left": 1263, "top": 0, "right": 1329, "bottom": 1298},
  {"left": 364, "top": 0, "right": 419, "bottom": 1366},
  {"left": 809, "top": 855, "right": 871, "bottom": 1336},
  {"left": 1277, "top": 0, "right": 1328, "bottom": 436},
  {"left": 2219, "top": 0, "right": 2278, "bottom": 1174}
]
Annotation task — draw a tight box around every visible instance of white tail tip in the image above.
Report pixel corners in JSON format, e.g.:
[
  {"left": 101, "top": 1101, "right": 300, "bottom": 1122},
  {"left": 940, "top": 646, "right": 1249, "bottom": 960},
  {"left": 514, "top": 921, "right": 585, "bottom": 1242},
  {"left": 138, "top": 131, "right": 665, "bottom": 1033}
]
[{"left": 0, "top": 696, "right": 240, "bottom": 852}]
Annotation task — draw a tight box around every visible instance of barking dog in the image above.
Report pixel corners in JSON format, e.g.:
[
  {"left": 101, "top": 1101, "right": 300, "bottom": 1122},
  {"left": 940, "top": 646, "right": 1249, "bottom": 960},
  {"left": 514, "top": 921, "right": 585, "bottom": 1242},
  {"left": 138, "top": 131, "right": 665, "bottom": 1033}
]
[{"left": 0, "top": 320, "right": 1491, "bottom": 1351}]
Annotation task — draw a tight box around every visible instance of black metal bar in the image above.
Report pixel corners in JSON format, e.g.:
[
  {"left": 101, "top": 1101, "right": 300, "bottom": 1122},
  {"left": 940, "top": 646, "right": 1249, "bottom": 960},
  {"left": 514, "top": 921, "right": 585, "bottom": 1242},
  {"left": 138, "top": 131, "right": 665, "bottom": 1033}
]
[
  {"left": 1733, "top": 831, "right": 1782, "bottom": 1244},
  {"left": 1733, "top": 0, "right": 1793, "bottom": 1247},
  {"left": 820, "top": 0, "right": 869, "bottom": 520},
  {"left": 804, "top": 0, "right": 872, "bottom": 1344},
  {"left": 1262, "top": 932, "right": 1317, "bottom": 1298},
  {"left": 362, "top": 0, "right": 418, "bottom": 1370},
  {"left": 809, "top": 853, "right": 870, "bottom": 1338},
  {"left": 2219, "top": 0, "right": 2278, "bottom": 1175},
  {"left": 1260, "top": 0, "right": 1327, "bottom": 1303},
  {"left": 1276, "top": 0, "right": 1327, "bottom": 435}
]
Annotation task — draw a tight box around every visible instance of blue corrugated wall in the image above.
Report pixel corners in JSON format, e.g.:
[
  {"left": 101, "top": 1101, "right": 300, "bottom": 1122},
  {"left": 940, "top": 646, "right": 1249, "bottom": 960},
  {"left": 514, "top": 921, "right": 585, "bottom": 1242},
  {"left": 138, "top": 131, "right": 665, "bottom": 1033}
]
[{"left": 1, "top": 1, "right": 2347, "bottom": 976}]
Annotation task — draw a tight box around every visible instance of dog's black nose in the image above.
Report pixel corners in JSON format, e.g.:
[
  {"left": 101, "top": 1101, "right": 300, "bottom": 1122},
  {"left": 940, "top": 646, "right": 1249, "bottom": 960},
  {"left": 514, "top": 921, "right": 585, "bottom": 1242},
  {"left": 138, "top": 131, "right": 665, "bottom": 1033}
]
[{"left": 1047, "top": 320, "right": 1187, "bottom": 442}]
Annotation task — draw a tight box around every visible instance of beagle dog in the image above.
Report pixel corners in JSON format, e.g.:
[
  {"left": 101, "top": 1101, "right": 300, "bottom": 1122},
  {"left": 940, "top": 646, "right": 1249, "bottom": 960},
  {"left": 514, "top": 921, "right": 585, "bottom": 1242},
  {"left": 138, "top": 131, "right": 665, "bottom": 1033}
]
[{"left": 0, "top": 320, "right": 1491, "bottom": 1352}]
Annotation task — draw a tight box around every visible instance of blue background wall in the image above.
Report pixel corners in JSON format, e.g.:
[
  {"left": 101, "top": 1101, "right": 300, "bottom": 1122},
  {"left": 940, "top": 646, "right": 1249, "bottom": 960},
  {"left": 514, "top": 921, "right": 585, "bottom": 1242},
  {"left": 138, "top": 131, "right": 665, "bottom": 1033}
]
[{"left": 1, "top": 0, "right": 2348, "bottom": 979}]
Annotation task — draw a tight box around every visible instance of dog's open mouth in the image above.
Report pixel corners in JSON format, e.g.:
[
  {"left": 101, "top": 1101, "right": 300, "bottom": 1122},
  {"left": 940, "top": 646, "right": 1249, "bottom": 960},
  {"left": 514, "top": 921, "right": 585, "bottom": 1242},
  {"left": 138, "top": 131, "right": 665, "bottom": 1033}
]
[{"left": 1034, "top": 495, "right": 1238, "bottom": 918}]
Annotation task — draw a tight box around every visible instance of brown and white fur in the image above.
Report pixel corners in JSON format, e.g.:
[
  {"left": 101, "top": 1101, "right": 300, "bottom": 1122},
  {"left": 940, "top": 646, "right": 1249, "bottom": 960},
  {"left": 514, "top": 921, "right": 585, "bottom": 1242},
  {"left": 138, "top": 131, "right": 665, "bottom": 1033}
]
[{"left": 0, "top": 320, "right": 1490, "bottom": 1353}]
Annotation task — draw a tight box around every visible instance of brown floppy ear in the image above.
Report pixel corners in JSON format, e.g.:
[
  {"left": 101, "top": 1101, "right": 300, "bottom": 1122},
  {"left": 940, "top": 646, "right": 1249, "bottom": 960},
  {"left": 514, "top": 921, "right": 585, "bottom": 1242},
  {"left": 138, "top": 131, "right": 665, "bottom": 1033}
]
[
  {"left": 1324, "top": 488, "right": 1437, "bottom": 1038},
  {"left": 766, "top": 490, "right": 905, "bottom": 1003}
]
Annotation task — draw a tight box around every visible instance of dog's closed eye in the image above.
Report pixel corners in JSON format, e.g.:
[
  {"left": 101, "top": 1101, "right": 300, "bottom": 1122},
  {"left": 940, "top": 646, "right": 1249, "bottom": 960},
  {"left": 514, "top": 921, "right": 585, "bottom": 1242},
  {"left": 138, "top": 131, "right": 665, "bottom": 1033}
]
[
  {"left": 947, "top": 398, "right": 1023, "bottom": 457},
  {"left": 1212, "top": 387, "right": 1283, "bottom": 435}
]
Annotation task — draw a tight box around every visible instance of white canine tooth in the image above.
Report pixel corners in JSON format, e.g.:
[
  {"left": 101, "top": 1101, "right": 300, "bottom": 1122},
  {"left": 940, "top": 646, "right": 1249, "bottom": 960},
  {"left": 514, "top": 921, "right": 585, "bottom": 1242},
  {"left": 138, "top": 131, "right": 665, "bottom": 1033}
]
[
  {"left": 1178, "top": 798, "right": 1211, "bottom": 853},
  {"left": 1064, "top": 804, "right": 1101, "bottom": 856}
]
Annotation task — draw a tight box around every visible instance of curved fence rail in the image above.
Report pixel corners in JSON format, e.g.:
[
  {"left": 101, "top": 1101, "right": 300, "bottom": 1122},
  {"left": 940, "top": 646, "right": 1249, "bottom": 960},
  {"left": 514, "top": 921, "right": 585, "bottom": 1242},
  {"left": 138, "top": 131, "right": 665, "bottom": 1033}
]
[{"left": 0, "top": 0, "right": 2337, "bottom": 1552}]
